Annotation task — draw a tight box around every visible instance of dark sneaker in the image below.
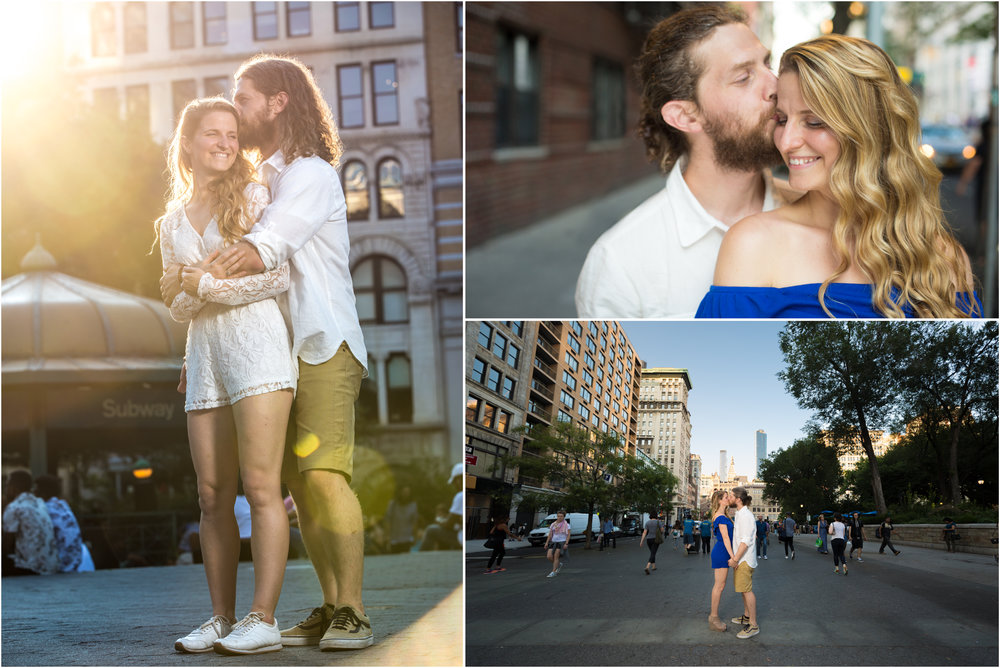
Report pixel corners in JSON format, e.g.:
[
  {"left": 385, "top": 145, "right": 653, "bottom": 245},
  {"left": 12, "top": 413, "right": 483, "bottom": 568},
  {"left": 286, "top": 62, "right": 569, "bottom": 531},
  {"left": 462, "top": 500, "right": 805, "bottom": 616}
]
[
  {"left": 280, "top": 604, "right": 335, "bottom": 646},
  {"left": 175, "top": 615, "right": 233, "bottom": 653},
  {"left": 214, "top": 612, "right": 282, "bottom": 655},
  {"left": 320, "top": 606, "right": 374, "bottom": 650},
  {"left": 737, "top": 624, "right": 760, "bottom": 639},
  {"left": 731, "top": 614, "right": 749, "bottom": 625}
]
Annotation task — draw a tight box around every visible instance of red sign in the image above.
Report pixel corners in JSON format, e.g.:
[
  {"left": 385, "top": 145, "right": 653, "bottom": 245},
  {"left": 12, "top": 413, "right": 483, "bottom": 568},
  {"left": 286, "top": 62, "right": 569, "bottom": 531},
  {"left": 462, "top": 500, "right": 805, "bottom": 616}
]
[{"left": 465, "top": 455, "right": 477, "bottom": 466}]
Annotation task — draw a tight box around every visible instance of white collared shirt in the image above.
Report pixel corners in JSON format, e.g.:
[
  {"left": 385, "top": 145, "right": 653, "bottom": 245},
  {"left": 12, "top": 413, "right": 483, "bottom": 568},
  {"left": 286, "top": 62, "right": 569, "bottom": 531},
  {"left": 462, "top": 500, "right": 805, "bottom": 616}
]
[
  {"left": 575, "top": 158, "right": 777, "bottom": 318},
  {"left": 734, "top": 505, "right": 758, "bottom": 568},
  {"left": 243, "top": 151, "right": 367, "bottom": 373}
]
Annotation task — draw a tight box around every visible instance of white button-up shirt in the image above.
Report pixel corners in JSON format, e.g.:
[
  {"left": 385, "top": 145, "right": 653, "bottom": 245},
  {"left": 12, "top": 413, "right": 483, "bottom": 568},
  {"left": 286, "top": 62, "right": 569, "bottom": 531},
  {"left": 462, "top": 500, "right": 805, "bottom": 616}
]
[
  {"left": 733, "top": 504, "right": 758, "bottom": 569},
  {"left": 244, "top": 151, "right": 367, "bottom": 373},
  {"left": 575, "top": 158, "right": 778, "bottom": 318}
]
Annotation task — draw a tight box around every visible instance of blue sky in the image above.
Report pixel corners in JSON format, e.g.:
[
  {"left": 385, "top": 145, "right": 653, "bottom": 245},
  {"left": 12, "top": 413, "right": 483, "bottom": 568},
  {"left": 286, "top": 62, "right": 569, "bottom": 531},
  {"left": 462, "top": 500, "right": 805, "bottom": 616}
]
[{"left": 621, "top": 321, "right": 815, "bottom": 479}]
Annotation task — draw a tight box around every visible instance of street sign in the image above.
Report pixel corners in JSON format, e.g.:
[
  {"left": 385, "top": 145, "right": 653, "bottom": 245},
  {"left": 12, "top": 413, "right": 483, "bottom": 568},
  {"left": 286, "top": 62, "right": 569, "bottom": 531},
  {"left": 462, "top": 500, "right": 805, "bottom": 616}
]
[{"left": 466, "top": 455, "right": 477, "bottom": 466}]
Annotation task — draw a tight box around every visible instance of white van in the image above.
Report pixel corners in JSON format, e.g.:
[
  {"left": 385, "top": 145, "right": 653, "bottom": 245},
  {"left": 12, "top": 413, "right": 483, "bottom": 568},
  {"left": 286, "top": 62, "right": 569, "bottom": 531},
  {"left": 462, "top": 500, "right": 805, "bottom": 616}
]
[{"left": 527, "top": 513, "right": 601, "bottom": 547}]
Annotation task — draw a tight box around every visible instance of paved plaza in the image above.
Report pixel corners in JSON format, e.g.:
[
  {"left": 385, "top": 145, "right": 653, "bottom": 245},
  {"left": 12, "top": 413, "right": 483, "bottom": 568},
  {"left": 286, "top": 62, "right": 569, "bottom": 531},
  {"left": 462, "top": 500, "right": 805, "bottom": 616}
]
[
  {"left": 2, "top": 550, "right": 462, "bottom": 666},
  {"left": 465, "top": 536, "right": 998, "bottom": 666}
]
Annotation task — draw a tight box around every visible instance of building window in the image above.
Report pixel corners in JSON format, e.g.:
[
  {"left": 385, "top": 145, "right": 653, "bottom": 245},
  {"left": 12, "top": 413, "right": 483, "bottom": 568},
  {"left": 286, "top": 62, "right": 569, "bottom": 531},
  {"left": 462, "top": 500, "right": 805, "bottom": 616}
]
[
  {"left": 376, "top": 158, "right": 404, "bottom": 219},
  {"left": 466, "top": 395, "right": 481, "bottom": 422},
  {"left": 203, "top": 2, "right": 227, "bottom": 45},
  {"left": 487, "top": 367, "right": 502, "bottom": 393},
  {"left": 568, "top": 335, "right": 581, "bottom": 354},
  {"left": 287, "top": 1, "right": 311, "bottom": 37},
  {"left": 253, "top": 2, "right": 279, "bottom": 40},
  {"left": 506, "top": 344, "right": 520, "bottom": 369},
  {"left": 204, "top": 75, "right": 231, "bottom": 99},
  {"left": 501, "top": 377, "right": 515, "bottom": 400},
  {"left": 509, "top": 321, "right": 523, "bottom": 337},
  {"left": 337, "top": 64, "right": 364, "bottom": 128},
  {"left": 491, "top": 333, "right": 507, "bottom": 360},
  {"left": 124, "top": 3, "right": 147, "bottom": 54},
  {"left": 369, "top": 1, "right": 395, "bottom": 29},
  {"left": 592, "top": 57, "right": 625, "bottom": 140},
  {"left": 91, "top": 3, "right": 116, "bottom": 57},
  {"left": 471, "top": 357, "right": 487, "bottom": 385},
  {"left": 352, "top": 255, "right": 408, "bottom": 324},
  {"left": 125, "top": 84, "right": 150, "bottom": 130},
  {"left": 372, "top": 61, "right": 399, "bottom": 126},
  {"left": 496, "top": 410, "right": 511, "bottom": 434},
  {"left": 481, "top": 403, "right": 496, "bottom": 429},
  {"left": 455, "top": 2, "right": 463, "bottom": 53},
  {"left": 562, "top": 371, "right": 576, "bottom": 391},
  {"left": 387, "top": 354, "right": 412, "bottom": 423},
  {"left": 477, "top": 322, "right": 492, "bottom": 349},
  {"left": 335, "top": 2, "right": 361, "bottom": 31},
  {"left": 495, "top": 27, "right": 539, "bottom": 147},
  {"left": 170, "top": 2, "right": 195, "bottom": 49},
  {"left": 172, "top": 79, "right": 197, "bottom": 124},
  {"left": 342, "top": 160, "right": 370, "bottom": 221}
]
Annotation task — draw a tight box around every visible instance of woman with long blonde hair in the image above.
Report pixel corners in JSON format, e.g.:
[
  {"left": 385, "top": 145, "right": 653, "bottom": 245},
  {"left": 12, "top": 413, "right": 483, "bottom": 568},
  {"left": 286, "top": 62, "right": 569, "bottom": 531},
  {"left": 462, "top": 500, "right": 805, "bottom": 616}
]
[
  {"left": 697, "top": 34, "right": 980, "bottom": 318},
  {"left": 708, "top": 490, "right": 736, "bottom": 632},
  {"left": 157, "top": 97, "right": 296, "bottom": 655}
]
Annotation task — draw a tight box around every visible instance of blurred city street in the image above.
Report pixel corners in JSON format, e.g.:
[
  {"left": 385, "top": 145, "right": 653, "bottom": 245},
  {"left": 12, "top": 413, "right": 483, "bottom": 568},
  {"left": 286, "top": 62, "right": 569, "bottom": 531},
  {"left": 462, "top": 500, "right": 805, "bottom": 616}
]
[
  {"left": 465, "top": 538, "right": 997, "bottom": 666},
  {"left": 2, "top": 551, "right": 462, "bottom": 666}
]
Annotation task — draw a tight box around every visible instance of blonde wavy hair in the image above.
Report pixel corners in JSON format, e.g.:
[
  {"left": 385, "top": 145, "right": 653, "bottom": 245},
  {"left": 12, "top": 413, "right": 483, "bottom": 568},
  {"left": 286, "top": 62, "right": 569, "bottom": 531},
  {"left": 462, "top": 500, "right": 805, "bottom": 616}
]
[
  {"left": 780, "top": 35, "right": 978, "bottom": 317},
  {"left": 235, "top": 54, "right": 344, "bottom": 167},
  {"left": 155, "top": 97, "right": 259, "bottom": 248},
  {"left": 709, "top": 490, "right": 728, "bottom": 517}
]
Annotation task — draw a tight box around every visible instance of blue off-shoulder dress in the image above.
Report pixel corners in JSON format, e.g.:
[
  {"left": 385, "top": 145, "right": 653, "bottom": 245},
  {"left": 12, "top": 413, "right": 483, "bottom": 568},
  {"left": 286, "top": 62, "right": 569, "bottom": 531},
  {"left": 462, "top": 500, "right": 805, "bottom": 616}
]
[{"left": 695, "top": 283, "right": 982, "bottom": 319}]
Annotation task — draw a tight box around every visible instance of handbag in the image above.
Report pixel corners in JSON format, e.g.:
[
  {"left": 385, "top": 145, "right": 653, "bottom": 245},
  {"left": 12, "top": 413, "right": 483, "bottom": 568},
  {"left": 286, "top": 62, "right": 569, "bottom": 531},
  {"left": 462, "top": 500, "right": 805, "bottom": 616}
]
[
  {"left": 654, "top": 524, "right": 665, "bottom": 544},
  {"left": 815, "top": 537, "right": 823, "bottom": 548},
  {"left": 483, "top": 531, "right": 499, "bottom": 549}
]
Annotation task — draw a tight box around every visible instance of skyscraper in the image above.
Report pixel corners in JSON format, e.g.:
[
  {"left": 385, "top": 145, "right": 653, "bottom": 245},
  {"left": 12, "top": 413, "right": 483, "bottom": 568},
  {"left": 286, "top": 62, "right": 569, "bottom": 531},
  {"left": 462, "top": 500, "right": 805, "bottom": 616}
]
[
  {"left": 755, "top": 430, "right": 767, "bottom": 479},
  {"left": 719, "top": 450, "right": 727, "bottom": 482}
]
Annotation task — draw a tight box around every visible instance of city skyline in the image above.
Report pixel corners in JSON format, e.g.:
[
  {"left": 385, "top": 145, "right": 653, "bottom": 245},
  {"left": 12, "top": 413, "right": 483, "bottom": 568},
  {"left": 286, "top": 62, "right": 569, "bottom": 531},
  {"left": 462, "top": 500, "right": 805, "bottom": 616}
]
[{"left": 622, "top": 321, "right": 815, "bottom": 480}]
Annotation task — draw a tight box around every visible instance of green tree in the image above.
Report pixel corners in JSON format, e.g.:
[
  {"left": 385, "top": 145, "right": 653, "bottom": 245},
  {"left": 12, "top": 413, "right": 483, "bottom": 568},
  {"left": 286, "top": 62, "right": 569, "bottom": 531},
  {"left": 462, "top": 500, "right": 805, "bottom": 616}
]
[
  {"left": 758, "top": 434, "right": 841, "bottom": 520},
  {"left": 508, "top": 422, "right": 626, "bottom": 548},
  {"left": 612, "top": 455, "right": 678, "bottom": 520},
  {"left": 778, "top": 322, "right": 912, "bottom": 515},
  {"left": 896, "top": 322, "right": 998, "bottom": 506}
]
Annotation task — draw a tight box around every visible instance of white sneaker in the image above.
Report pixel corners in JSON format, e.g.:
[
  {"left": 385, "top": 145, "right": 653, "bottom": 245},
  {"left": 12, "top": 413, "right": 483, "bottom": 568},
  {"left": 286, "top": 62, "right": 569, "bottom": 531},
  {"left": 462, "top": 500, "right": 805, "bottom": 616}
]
[
  {"left": 214, "top": 612, "right": 282, "bottom": 655},
  {"left": 763, "top": 555, "right": 768, "bottom": 560},
  {"left": 857, "top": 557, "right": 864, "bottom": 562},
  {"left": 175, "top": 615, "right": 233, "bottom": 653},
  {"left": 547, "top": 571, "right": 557, "bottom": 578}
]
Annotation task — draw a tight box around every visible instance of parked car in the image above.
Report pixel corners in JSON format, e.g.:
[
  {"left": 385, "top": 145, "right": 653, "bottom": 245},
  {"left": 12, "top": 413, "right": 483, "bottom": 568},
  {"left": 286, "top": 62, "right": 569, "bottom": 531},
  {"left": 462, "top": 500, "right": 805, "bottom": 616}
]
[
  {"left": 527, "top": 513, "right": 601, "bottom": 547},
  {"left": 619, "top": 518, "right": 641, "bottom": 537},
  {"left": 919, "top": 124, "right": 975, "bottom": 170}
]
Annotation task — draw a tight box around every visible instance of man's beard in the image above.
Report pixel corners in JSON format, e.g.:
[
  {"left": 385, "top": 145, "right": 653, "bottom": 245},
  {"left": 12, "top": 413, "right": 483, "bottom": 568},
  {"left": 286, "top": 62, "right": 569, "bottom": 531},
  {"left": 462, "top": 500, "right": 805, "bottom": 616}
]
[
  {"left": 702, "top": 107, "right": 782, "bottom": 172},
  {"left": 239, "top": 111, "right": 277, "bottom": 152}
]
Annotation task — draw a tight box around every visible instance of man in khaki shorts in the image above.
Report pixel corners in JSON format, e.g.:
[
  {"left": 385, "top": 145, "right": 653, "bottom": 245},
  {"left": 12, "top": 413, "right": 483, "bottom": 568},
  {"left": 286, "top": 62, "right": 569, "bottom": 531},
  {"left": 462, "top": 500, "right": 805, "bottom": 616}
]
[
  {"left": 728, "top": 486, "right": 759, "bottom": 639},
  {"left": 171, "top": 54, "right": 373, "bottom": 651}
]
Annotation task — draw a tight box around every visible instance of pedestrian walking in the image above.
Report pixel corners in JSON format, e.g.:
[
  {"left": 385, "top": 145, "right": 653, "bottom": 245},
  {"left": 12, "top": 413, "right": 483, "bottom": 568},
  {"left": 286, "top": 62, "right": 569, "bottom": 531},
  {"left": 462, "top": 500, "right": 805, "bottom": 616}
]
[
  {"left": 729, "top": 487, "right": 759, "bottom": 639},
  {"left": 640, "top": 511, "right": 665, "bottom": 575},
  {"left": 782, "top": 512, "right": 796, "bottom": 559},
  {"left": 816, "top": 514, "right": 829, "bottom": 554},
  {"left": 707, "top": 491, "right": 736, "bottom": 632},
  {"left": 543, "top": 511, "right": 571, "bottom": 577},
  {"left": 700, "top": 517, "right": 712, "bottom": 554},
  {"left": 847, "top": 512, "right": 867, "bottom": 561},
  {"left": 877, "top": 516, "right": 901, "bottom": 556},
  {"left": 484, "top": 515, "right": 520, "bottom": 573},
  {"left": 755, "top": 514, "right": 769, "bottom": 560},
  {"left": 672, "top": 519, "right": 682, "bottom": 549},
  {"left": 601, "top": 516, "right": 616, "bottom": 550},
  {"left": 942, "top": 517, "right": 959, "bottom": 553},
  {"left": 830, "top": 513, "right": 848, "bottom": 575},
  {"left": 683, "top": 515, "right": 695, "bottom": 554}
]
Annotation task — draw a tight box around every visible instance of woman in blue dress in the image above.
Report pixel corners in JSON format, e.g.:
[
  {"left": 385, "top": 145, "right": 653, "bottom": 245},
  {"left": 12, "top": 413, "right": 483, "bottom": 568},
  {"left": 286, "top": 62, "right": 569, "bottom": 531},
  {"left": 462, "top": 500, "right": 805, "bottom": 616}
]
[
  {"left": 697, "top": 35, "right": 980, "bottom": 319},
  {"left": 708, "top": 490, "right": 736, "bottom": 632}
]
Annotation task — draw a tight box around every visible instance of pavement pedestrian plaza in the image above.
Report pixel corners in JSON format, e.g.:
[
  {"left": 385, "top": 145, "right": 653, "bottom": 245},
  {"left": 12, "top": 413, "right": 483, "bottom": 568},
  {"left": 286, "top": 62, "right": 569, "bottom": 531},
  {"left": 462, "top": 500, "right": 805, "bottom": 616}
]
[
  {"left": 465, "top": 537, "right": 998, "bottom": 666},
  {"left": 2, "top": 551, "right": 462, "bottom": 666}
]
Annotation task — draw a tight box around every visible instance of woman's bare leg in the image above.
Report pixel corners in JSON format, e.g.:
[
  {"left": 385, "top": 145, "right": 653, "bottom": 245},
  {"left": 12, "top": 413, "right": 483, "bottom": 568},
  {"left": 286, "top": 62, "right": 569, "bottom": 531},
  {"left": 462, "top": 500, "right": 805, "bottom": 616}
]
[
  {"left": 188, "top": 407, "right": 240, "bottom": 622},
  {"left": 232, "top": 390, "right": 293, "bottom": 623}
]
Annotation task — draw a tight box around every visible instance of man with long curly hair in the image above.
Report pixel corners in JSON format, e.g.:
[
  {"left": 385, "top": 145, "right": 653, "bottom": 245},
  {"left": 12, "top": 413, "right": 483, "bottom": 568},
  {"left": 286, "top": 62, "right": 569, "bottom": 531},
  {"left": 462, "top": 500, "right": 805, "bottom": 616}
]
[
  {"left": 575, "top": 5, "right": 795, "bottom": 318},
  {"left": 164, "top": 54, "right": 374, "bottom": 652}
]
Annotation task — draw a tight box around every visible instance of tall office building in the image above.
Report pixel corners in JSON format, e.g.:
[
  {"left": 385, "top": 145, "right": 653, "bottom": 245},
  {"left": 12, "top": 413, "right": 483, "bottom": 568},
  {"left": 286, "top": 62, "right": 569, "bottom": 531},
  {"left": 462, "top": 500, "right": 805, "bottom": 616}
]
[
  {"left": 719, "top": 450, "right": 728, "bottom": 482},
  {"left": 755, "top": 429, "right": 767, "bottom": 479},
  {"left": 637, "top": 368, "right": 693, "bottom": 518}
]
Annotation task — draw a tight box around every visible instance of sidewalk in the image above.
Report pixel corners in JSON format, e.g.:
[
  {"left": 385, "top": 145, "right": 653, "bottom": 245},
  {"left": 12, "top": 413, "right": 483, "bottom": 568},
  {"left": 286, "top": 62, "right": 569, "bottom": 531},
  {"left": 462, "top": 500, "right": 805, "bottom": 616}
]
[
  {"left": 465, "top": 174, "right": 664, "bottom": 319},
  {"left": 2, "top": 551, "right": 462, "bottom": 666}
]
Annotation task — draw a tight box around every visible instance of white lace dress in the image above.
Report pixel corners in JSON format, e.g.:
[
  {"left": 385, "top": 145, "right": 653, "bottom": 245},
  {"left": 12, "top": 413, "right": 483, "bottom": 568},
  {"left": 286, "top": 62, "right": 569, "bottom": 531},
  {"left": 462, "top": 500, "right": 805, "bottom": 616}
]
[{"left": 159, "top": 183, "right": 296, "bottom": 412}]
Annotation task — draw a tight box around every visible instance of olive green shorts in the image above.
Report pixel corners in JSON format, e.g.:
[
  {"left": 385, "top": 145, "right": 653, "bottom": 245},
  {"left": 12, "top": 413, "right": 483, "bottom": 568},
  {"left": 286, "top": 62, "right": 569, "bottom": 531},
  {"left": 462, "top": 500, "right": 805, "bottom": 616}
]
[{"left": 282, "top": 342, "right": 364, "bottom": 484}]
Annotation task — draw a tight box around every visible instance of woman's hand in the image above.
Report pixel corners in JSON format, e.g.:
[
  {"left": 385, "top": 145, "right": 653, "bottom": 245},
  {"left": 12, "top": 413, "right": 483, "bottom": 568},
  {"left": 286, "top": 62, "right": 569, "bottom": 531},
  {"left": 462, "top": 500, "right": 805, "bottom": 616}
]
[{"left": 181, "top": 265, "right": 206, "bottom": 296}]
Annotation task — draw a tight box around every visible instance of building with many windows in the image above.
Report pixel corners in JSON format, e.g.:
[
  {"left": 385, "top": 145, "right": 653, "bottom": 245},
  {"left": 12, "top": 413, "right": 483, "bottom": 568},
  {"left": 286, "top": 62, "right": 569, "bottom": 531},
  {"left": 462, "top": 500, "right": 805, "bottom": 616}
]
[
  {"left": 465, "top": 321, "right": 643, "bottom": 537},
  {"left": 827, "top": 429, "right": 903, "bottom": 472},
  {"left": 637, "top": 368, "right": 693, "bottom": 519},
  {"left": 700, "top": 473, "right": 782, "bottom": 521},
  {"left": 58, "top": 2, "right": 464, "bottom": 466},
  {"left": 755, "top": 429, "right": 767, "bottom": 479}
]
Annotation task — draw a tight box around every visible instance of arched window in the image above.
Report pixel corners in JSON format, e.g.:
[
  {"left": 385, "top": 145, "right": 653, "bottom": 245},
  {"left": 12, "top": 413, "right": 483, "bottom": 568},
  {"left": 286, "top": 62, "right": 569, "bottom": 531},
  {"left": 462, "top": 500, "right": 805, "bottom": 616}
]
[
  {"left": 377, "top": 158, "right": 404, "bottom": 219},
  {"left": 387, "top": 353, "right": 412, "bottom": 423},
  {"left": 342, "top": 160, "right": 370, "bottom": 221},
  {"left": 352, "top": 255, "right": 408, "bottom": 324}
]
